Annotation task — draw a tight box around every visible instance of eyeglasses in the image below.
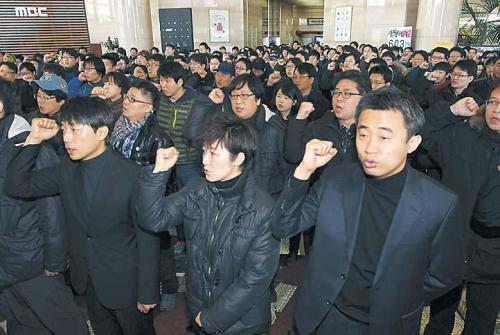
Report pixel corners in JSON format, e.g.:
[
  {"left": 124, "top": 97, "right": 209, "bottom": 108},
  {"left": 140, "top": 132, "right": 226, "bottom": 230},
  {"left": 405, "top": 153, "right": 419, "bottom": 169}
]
[
  {"left": 331, "top": 89, "right": 363, "bottom": 99},
  {"left": 124, "top": 94, "right": 152, "bottom": 105},
  {"left": 234, "top": 66, "right": 247, "bottom": 71},
  {"left": 370, "top": 80, "right": 386, "bottom": 85},
  {"left": 431, "top": 56, "right": 446, "bottom": 61},
  {"left": 147, "top": 64, "right": 160, "bottom": 69},
  {"left": 293, "top": 74, "right": 310, "bottom": 80},
  {"left": 35, "top": 93, "right": 56, "bottom": 101},
  {"left": 486, "top": 99, "right": 499, "bottom": 107},
  {"left": 229, "top": 93, "right": 255, "bottom": 101},
  {"left": 451, "top": 71, "right": 470, "bottom": 78},
  {"left": 83, "top": 67, "right": 96, "bottom": 72}
]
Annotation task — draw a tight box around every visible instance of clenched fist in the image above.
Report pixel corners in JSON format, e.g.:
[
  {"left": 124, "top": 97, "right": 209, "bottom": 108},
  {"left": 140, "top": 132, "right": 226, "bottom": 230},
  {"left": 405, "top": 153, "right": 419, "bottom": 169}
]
[
  {"left": 450, "top": 97, "right": 480, "bottom": 117},
  {"left": 296, "top": 102, "right": 315, "bottom": 120},
  {"left": 267, "top": 72, "right": 281, "bottom": 86},
  {"left": 294, "top": 139, "right": 337, "bottom": 180},
  {"left": 208, "top": 88, "right": 225, "bottom": 104},
  {"left": 25, "top": 118, "right": 59, "bottom": 145},
  {"left": 153, "top": 147, "right": 179, "bottom": 173}
]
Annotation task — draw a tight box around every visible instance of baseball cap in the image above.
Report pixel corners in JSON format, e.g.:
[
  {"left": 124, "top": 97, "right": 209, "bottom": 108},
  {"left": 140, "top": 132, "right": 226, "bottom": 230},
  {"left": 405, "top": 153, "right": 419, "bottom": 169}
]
[
  {"left": 217, "top": 62, "right": 235, "bottom": 76},
  {"left": 270, "top": 53, "right": 279, "bottom": 60},
  {"left": 31, "top": 73, "right": 68, "bottom": 95}
]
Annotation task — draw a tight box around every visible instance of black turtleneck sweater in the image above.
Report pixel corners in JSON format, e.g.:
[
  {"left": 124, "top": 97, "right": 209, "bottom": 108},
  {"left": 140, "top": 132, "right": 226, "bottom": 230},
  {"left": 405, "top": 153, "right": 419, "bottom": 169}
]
[
  {"left": 335, "top": 165, "right": 408, "bottom": 322},
  {"left": 81, "top": 148, "right": 111, "bottom": 212}
]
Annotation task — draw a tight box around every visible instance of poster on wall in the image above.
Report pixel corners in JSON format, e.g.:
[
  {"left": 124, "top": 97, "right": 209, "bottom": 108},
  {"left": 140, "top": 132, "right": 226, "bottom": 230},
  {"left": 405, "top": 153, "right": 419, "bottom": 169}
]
[
  {"left": 209, "top": 10, "right": 229, "bottom": 42},
  {"left": 387, "top": 27, "right": 413, "bottom": 48},
  {"left": 334, "top": 6, "right": 352, "bottom": 42}
]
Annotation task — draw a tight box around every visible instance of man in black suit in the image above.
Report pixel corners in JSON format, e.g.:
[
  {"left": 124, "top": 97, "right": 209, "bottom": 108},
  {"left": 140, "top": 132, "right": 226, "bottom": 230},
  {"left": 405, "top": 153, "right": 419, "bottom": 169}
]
[
  {"left": 6, "top": 97, "right": 159, "bottom": 335},
  {"left": 273, "top": 88, "right": 465, "bottom": 335}
]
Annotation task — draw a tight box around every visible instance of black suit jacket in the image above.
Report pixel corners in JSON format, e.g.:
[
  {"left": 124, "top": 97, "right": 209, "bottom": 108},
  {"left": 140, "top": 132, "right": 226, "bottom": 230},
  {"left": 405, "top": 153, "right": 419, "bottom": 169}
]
[
  {"left": 273, "top": 163, "right": 465, "bottom": 335},
  {"left": 6, "top": 145, "right": 159, "bottom": 309}
]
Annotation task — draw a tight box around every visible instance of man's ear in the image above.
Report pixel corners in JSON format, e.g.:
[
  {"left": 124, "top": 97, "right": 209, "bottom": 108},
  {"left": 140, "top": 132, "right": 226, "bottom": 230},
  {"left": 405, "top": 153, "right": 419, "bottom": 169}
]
[
  {"left": 233, "top": 152, "right": 246, "bottom": 167},
  {"left": 96, "top": 126, "right": 109, "bottom": 141},
  {"left": 407, "top": 134, "right": 422, "bottom": 154}
]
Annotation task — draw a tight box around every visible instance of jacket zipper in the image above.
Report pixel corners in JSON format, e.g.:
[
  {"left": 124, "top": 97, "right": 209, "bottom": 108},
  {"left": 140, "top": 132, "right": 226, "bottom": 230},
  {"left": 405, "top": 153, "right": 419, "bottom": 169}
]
[{"left": 207, "top": 194, "right": 224, "bottom": 304}]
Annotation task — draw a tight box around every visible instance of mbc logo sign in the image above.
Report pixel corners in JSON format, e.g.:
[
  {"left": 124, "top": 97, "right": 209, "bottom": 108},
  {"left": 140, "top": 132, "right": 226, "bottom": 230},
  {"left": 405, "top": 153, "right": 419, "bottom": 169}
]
[{"left": 15, "top": 7, "right": 48, "bottom": 17}]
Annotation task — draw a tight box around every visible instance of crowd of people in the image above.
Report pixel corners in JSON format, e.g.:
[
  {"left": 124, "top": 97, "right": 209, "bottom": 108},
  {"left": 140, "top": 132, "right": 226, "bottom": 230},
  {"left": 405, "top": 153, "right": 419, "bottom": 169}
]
[{"left": 0, "top": 39, "right": 498, "bottom": 335}]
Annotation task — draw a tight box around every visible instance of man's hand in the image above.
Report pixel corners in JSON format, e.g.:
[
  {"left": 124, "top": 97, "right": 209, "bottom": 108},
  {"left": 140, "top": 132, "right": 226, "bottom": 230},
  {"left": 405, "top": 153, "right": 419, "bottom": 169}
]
[
  {"left": 25, "top": 118, "right": 59, "bottom": 145},
  {"left": 44, "top": 270, "right": 60, "bottom": 277},
  {"left": 419, "top": 61, "right": 429, "bottom": 70},
  {"left": 450, "top": 97, "right": 480, "bottom": 117},
  {"left": 295, "top": 139, "right": 337, "bottom": 180},
  {"left": 267, "top": 72, "right": 281, "bottom": 86},
  {"left": 296, "top": 102, "right": 315, "bottom": 120},
  {"left": 208, "top": 88, "right": 225, "bottom": 104},
  {"left": 91, "top": 86, "right": 105, "bottom": 98},
  {"left": 195, "top": 312, "right": 202, "bottom": 327},
  {"left": 153, "top": 147, "right": 179, "bottom": 173},
  {"left": 137, "top": 303, "right": 156, "bottom": 314}
]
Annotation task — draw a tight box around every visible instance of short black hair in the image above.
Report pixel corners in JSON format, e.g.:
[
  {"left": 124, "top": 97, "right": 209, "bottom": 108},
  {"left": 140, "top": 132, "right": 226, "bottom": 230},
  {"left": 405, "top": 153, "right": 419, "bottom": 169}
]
[
  {"left": 117, "top": 47, "right": 127, "bottom": 56},
  {"left": 449, "top": 46, "right": 466, "bottom": 58},
  {"left": 102, "top": 53, "right": 118, "bottom": 66},
  {"left": 355, "top": 88, "right": 425, "bottom": 140},
  {"left": 333, "top": 70, "right": 372, "bottom": 94},
  {"left": 150, "top": 47, "right": 160, "bottom": 54},
  {"left": 84, "top": 56, "right": 106, "bottom": 77},
  {"left": 128, "top": 79, "right": 160, "bottom": 110},
  {"left": 453, "top": 59, "right": 477, "bottom": 78},
  {"left": 487, "top": 80, "right": 500, "bottom": 99},
  {"left": 381, "top": 51, "right": 397, "bottom": 61},
  {"left": 235, "top": 58, "right": 252, "bottom": 72},
  {"left": 286, "top": 58, "right": 302, "bottom": 67},
  {"left": 369, "top": 65, "right": 393, "bottom": 84},
  {"left": 158, "top": 61, "right": 186, "bottom": 84},
  {"left": 1, "top": 61, "right": 17, "bottom": 73},
  {"left": 228, "top": 73, "right": 264, "bottom": 100},
  {"left": 189, "top": 53, "right": 208, "bottom": 67},
  {"left": 368, "top": 58, "right": 387, "bottom": 68},
  {"left": 62, "top": 48, "right": 79, "bottom": 58},
  {"left": 339, "top": 53, "right": 359, "bottom": 65},
  {"left": 295, "top": 62, "right": 317, "bottom": 78},
  {"left": 199, "top": 117, "right": 256, "bottom": 170},
  {"left": 431, "top": 47, "right": 449, "bottom": 59},
  {"left": 150, "top": 54, "right": 166, "bottom": 64},
  {"left": 130, "top": 47, "right": 138, "bottom": 52},
  {"left": 103, "top": 71, "right": 130, "bottom": 95},
  {"left": 43, "top": 62, "right": 65, "bottom": 77},
  {"left": 350, "top": 41, "right": 359, "bottom": 48},
  {"left": 413, "top": 50, "right": 429, "bottom": 60},
  {"left": 60, "top": 96, "right": 115, "bottom": 144},
  {"left": 19, "top": 62, "right": 36, "bottom": 74},
  {"left": 308, "top": 50, "right": 320, "bottom": 60},
  {"left": 433, "top": 61, "right": 452, "bottom": 73},
  {"left": 0, "top": 78, "right": 20, "bottom": 115}
]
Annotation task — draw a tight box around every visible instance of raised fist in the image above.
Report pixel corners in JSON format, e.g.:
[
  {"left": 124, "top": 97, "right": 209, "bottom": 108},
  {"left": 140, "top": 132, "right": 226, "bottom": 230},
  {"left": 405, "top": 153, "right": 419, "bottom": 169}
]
[
  {"left": 267, "top": 72, "right": 281, "bottom": 86},
  {"left": 153, "top": 147, "right": 179, "bottom": 173},
  {"left": 450, "top": 97, "right": 480, "bottom": 117},
  {"left": 208, "top": 88, "right": 225, "bottom": 104},
  {"left": 296, "top": 102, "right": 315, "bottom": 120},
  {"left": 25, "top": 118, "right": 59, "bottom": 145},
  {"left": 295, "top": 139, "right": 337, "bottom": 180}
]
